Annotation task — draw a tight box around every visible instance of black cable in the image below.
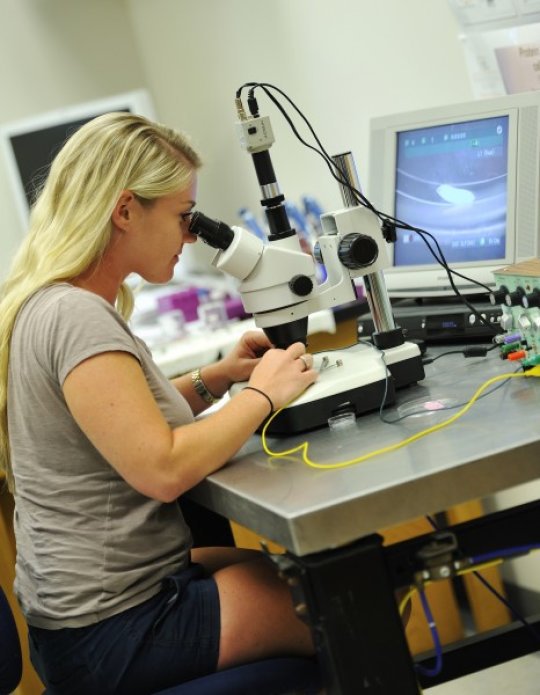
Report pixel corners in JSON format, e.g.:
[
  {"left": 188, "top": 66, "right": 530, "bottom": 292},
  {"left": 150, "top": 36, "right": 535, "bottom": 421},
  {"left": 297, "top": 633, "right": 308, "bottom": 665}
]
[
  {"left": 422, "top": 343, "right": 499, "bottom": 365},
  {"left": 379, "top": 357, "right": 520, "bottom": 425},
  {"left": 241, "top": 82, "right": 377, "bottom": 213},
  {"left": 235, "top": 83, "right": 501, "bottom": 335},
  {"left": 425, "top": 515, "right": 540, "bottom": 645}
]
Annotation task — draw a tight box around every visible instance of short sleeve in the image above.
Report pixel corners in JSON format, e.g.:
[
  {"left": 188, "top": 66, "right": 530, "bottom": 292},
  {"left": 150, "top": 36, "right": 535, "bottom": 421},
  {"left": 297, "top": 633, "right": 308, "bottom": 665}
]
[{"left": 31, "top": 286, "right": 141, "bottom": 386}]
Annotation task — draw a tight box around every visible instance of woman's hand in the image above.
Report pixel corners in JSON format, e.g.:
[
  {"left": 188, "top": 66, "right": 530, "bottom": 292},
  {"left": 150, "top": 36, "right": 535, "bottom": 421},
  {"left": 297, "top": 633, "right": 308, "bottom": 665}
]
[
  {"left": 176, "top": 331, "right": 273, "bottom": 411},
  {"left": 219, "top": 330, "right": 273, "bottom": 384},
  {"left": 175, "top": 331, "right": 317, "bottom": 416},
  {"left": 247, "top": 341, "right": 318, "bottom": 411}
]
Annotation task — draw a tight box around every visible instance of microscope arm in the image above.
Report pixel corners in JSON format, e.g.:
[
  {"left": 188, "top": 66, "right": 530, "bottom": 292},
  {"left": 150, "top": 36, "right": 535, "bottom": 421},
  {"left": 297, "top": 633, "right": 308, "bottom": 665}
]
[{"left": 190, "top": 204, "right": 391, "bottom": 334}]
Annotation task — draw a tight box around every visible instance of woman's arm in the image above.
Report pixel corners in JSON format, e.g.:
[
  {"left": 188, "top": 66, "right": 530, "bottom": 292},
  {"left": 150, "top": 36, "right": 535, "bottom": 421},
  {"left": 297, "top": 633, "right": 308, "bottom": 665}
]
[
  {"left": 170, "top": 330, "right": 273, "bottom": 414},
  {"left": 63, "top": 343, "right": 316, "bottom": 502}
]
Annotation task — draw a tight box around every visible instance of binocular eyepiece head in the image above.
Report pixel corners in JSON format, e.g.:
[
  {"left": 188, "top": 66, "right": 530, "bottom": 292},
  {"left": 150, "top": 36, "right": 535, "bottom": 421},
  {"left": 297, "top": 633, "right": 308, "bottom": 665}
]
[{"left": 188, "top": 211, "right": 235, "bottom": 251}]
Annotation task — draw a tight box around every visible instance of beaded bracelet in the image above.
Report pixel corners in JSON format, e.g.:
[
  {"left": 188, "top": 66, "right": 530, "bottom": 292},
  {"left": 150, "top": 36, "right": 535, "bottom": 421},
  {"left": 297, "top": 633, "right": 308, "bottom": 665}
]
[
  {"left": 242, "top": 386, "right": 274, "bottom": 416},
  {"left": 191, "top": 368, "right": 219, "bottom": 405}
]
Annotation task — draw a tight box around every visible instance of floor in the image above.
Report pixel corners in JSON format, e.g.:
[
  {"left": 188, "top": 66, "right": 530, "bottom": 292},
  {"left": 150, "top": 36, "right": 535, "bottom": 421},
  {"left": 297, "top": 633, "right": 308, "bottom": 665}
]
[{"left": 425, "top": 652, "right": 540, "bottom": 694}]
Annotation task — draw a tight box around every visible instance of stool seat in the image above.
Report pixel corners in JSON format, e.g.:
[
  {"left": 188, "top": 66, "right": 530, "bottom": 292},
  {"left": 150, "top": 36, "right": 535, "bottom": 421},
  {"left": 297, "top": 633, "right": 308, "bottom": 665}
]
[
  {"left": 0, "top": 587, "right": 22, "bottom": 695},
  {"left": 153, "top": 657, "right": 321, "bottom": 694}
]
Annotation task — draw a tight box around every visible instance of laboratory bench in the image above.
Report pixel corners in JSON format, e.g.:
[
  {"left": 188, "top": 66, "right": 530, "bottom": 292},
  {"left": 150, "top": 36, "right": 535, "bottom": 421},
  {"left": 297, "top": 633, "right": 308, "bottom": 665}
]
[
  {"left": 2, "top": 323, "right": 540, "bottom": 693},
  {"left": 183, "top": 343, "right": 540, "bottom": 693}
]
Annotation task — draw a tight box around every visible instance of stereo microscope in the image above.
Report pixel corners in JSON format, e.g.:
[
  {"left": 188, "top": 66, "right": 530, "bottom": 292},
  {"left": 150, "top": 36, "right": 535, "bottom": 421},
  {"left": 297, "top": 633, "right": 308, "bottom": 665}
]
[{"left": 189, "top": 103, "right": 424, "bottom": 434}]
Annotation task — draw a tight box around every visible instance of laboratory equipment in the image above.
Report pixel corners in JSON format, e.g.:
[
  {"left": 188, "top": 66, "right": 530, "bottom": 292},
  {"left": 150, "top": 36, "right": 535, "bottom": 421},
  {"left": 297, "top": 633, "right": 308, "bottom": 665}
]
[
  {"left": 368, "top": 91, "right": 540, "bottom": 298},
  {"left": 188, "top": 99, "right": 424, "bottom": 433},
  {"left": 492, "top": 258, "right": 540, "bottom": 366}
]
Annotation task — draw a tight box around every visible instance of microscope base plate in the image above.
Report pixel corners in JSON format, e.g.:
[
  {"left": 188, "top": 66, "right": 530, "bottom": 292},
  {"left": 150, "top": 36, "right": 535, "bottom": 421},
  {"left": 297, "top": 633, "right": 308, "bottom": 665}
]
[{"left": 232, "top": 341, "right": 425, "bottom": 435}]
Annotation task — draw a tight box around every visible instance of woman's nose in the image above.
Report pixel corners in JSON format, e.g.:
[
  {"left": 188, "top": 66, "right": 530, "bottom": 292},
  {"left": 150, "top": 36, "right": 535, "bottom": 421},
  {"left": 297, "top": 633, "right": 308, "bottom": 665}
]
[{"left": 183, "top": 231, "right": 198, "bottom": 244}]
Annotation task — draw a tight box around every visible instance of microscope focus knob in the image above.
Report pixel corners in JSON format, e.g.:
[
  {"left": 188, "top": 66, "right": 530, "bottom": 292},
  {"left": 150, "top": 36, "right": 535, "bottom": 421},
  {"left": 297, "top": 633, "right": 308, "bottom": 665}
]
[
  {"left": 312, "top": 242, "right": 323, "bottom": 265},
  {"left": 288, "top": 274, "right": 314, "bottom": 297},
  {"left": 338, "top": 233, "right": 379, "bottom": 269}
]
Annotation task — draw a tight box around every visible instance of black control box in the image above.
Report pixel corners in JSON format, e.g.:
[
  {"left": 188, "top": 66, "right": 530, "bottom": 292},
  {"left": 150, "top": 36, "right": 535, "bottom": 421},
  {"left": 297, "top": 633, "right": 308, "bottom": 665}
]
[{"left": 358, "top": 300, "right": 501, "bottom": 343}]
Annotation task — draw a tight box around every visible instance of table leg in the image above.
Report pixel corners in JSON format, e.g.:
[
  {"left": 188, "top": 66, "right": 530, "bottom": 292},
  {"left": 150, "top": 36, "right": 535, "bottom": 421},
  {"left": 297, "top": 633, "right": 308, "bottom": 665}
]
[{"left": 277, "top": 533, "right": 420, "bottom": 694}]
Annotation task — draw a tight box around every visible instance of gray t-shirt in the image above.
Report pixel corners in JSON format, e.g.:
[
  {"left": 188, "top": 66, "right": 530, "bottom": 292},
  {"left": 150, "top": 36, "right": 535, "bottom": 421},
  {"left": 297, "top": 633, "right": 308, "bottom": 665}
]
[{"left": 8, "top": 283, "right": 194, "bottom": 629}]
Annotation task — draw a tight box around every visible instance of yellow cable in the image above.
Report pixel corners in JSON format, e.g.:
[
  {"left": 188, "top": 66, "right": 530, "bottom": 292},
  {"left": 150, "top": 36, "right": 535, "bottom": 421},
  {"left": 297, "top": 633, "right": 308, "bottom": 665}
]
[
  {"left": 398, "top": 559, "right": 502, "bottom": 618},
  {"left": 457, "top": 558, "right": 503, "bottom": 575},
  {"left": 399, "top": 585, "right": 419, "bottom": 616},
  {"left": 261, "top": 366, "right": 540, "bottom": 470},
  {"left": 393, "top": 545, "right": 539, "bottom": 693}
]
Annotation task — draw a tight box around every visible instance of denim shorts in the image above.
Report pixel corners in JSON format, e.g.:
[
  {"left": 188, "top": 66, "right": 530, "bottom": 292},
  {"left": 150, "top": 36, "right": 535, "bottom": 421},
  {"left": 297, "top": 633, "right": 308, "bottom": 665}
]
[{"left": 28, "top": 563, "right": 220, "bottom": 695}]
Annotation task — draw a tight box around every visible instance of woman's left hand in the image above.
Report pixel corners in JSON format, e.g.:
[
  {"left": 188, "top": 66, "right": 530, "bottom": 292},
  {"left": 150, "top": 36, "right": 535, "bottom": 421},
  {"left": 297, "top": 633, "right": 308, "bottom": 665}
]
[
  {"left": 219, "top": 330, "right": 273, "bottom": 384},
  {"left": 173, "top": 330, "right": 274, "bottom": 413}
]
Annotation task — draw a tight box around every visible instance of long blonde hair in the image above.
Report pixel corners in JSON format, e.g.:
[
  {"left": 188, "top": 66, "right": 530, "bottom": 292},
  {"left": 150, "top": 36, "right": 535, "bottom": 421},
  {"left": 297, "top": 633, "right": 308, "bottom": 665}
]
[{"left": 0, "top": 112, "right": 202, "bottom": 489}]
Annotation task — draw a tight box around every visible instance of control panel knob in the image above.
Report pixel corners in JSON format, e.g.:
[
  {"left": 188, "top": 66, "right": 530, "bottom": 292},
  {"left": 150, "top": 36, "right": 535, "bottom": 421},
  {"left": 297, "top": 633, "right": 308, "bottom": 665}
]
[
  {"left": 338, "top": 233, "right": 379, "bottom": 270},
  {"left": 489, "top": 285, "right": 508, "bottom": 305},
  {"left": 505, "top": 287, "right": 525, "bottom": 307},
  {"left": 288, "top": 274, "right": 314, "bottom": 297},
  {"left": 518, "top": 314, "right": 532, "bottom": 330},
  {"left": 522, "top": 288, "right": 540, "bottom": 309}
]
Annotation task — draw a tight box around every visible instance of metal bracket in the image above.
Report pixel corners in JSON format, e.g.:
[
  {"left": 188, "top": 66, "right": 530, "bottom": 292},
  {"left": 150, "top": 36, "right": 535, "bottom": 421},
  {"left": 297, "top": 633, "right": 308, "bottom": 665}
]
[{"left": 414, "top": 531, "right": 461, "bottom": 583}]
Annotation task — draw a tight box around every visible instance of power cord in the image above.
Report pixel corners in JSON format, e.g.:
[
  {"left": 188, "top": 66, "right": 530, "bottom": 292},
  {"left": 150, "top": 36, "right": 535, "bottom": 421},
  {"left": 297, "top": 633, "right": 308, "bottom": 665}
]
[
  {"left": 422, "top": 343, "right": 499, "bottom": 365},
  {"left": 261, "top": 365, "right": 540, "bottom": 469},
  {"left": 399, "top": 532, "right": 540, "bottom": 681},
  {"left": 425, "top": 515, "right": 540, "bottom": 651},
  {"left": 416, "top": 589, "right": 444, "bottom": 678},
  {"left": 379, "top": 365, "right": 520, "bottom": 425},
  {"left": 235, "top": 82, "right": 501, "bottom": 335},
  {"left": 377, "top": 345, "right": 516, "bottom": 425}
]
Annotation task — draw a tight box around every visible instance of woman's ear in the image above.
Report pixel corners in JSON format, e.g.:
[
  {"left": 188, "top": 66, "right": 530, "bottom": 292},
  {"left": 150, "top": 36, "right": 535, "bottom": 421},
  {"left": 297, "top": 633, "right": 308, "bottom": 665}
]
[{"left": 111, "top": 190, "right": 137, "bottom": 231}]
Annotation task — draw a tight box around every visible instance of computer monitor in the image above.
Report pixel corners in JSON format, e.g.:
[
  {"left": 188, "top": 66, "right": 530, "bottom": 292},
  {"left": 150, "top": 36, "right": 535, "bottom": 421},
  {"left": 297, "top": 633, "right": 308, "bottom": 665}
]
[
  {"left": 368, "top": 92, "right": 540, "bottom": 298},
  {"left": 0, "top": 89, "right": 156, "bottom": 229}
]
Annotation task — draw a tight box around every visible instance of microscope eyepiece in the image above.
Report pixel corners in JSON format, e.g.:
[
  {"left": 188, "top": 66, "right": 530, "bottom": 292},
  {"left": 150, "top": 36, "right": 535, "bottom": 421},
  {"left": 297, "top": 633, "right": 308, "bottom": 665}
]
[{"left": 189, "top": 211, "right": 235, "bottom": 251}]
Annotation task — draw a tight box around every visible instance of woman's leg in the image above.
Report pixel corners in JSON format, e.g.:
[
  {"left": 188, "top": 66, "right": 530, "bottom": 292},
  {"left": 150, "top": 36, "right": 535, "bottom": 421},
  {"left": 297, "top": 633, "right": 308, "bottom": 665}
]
[
  {"left": 191, "top": 546, "right": 262, "bottom": 574},
  {"left": 191, "top": 546, "right": 314, "bottom": 670}
]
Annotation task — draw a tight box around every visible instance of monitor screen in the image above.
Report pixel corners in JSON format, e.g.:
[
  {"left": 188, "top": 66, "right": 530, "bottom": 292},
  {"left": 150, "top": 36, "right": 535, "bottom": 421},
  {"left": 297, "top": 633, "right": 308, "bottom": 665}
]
[
  {"left": 368, "top": 92, "right": 540, "bottom": 298},
  {"left": 9, "top": 114, "right": 125, "bottom": 209},
  {"left": 394, "top": 115, "right": 509, "bottom": 267}
]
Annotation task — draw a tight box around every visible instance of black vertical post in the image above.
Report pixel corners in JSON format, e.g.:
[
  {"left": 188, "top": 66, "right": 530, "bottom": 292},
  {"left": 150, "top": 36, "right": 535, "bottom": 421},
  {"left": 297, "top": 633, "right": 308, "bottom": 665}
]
[{"left": 284, "top": 534, "right": 420, "bottom": 694}]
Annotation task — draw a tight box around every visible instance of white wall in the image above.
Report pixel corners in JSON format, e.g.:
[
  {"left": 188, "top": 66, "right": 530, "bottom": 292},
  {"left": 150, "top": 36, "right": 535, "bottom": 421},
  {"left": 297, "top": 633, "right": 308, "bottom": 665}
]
[
  {"left": 0, "top": 0, "right": 472, "bottom": 277},
  {"left": 0, "top": 0, "right": 147, "bottom": 280},
  {"left": 125, "top": 0, "right": 472, "bottom": 269}
]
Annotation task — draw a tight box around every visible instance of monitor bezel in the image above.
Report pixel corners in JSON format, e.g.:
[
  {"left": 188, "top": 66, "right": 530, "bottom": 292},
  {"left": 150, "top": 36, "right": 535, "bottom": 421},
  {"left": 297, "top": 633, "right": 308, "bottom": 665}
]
[
  {"left": 368, "top": 97, "right": 529, "bottom": 299},
  {"left": 0, "top": 89, "right": 156, "bottom": 230}
]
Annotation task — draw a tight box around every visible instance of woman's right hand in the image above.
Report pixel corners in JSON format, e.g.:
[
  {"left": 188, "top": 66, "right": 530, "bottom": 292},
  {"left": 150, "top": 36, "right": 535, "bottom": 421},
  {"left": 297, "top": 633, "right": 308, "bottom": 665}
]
[{"left": 247, "top": 342, "right": 318, "bottom": 410}]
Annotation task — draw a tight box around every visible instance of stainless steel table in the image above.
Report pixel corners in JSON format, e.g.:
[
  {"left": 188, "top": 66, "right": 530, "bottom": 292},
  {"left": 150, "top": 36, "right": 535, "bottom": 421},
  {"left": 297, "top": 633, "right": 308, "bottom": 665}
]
[{"left": 188, "top": 347, "right": 540, "bottom": 693}]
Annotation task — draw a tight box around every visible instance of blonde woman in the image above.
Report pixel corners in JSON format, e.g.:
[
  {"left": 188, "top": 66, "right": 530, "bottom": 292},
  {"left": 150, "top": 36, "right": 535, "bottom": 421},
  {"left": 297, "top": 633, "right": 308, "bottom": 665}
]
[{"left": 0, "top": 113, "right": 318, "bottom": 694}]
